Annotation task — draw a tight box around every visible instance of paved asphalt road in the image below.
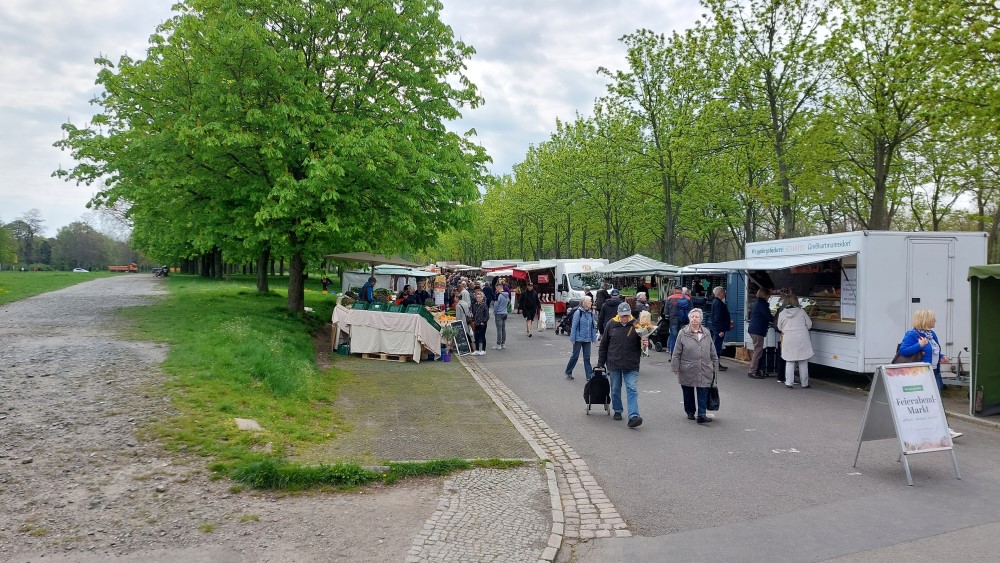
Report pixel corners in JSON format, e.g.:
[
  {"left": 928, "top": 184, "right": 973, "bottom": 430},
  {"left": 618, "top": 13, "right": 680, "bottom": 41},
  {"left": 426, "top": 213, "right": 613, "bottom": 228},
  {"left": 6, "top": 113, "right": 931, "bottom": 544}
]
[{"left": 476, "top": 319, "right": 1000, "bottom": 562}]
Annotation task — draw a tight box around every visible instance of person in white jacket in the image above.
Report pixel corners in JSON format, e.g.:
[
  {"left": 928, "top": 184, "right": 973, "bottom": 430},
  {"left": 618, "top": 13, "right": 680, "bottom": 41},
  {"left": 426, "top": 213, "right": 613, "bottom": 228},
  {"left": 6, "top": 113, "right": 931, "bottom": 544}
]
[{"left": 776, "top": 295, "right": 814, "bottom": 388}]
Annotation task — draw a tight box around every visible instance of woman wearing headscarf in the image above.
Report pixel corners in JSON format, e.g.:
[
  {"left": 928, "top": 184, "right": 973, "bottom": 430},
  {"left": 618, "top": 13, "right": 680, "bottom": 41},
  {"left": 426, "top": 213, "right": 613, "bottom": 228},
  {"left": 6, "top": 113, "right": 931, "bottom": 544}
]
[
  {"left": 671, "top": 308, "right": 719, "bottom": 424},
  {"left": 776, "top": 295, "right": 813, "bottom": 388}
]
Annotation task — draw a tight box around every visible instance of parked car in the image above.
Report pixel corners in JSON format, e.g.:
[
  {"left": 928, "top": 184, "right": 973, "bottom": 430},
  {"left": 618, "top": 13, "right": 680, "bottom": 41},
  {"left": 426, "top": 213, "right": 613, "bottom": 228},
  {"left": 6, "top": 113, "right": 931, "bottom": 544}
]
[{"left": 72, "top": 268, "right": 89, "bottom": 273}]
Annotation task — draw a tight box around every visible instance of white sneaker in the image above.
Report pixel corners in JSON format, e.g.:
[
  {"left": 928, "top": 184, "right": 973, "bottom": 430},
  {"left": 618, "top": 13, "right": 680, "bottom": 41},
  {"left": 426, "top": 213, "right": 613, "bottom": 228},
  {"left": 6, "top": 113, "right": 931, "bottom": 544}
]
[
  {"left": 480, "top": 350, "right": 486, "bottom": 356},
  {"left": 949, "top": 428, "right": 963, "bottom": 439},
  {"left": 491, "top": 345, "right": 500, "bottom": 350}
]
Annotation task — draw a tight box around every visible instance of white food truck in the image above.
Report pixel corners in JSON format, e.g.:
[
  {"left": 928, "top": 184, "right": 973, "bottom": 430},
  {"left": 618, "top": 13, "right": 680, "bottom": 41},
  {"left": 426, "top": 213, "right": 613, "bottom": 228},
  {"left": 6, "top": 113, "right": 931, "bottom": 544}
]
[{"left": 690, "top": 231, "right": 987, "bottom": 374}]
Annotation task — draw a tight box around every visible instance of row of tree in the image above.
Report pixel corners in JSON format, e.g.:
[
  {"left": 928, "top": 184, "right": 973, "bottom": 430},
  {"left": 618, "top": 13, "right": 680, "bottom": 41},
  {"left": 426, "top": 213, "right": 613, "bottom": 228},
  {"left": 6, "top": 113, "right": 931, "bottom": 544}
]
[
  {"left": 433, "top": 0, "right": 999, "bottom": 267},
  {"left": 56, "top": 0, "right": 487, "bottom": 312},
  {"left": 1, "top": 209, "right": 138, "bottom": 271}
]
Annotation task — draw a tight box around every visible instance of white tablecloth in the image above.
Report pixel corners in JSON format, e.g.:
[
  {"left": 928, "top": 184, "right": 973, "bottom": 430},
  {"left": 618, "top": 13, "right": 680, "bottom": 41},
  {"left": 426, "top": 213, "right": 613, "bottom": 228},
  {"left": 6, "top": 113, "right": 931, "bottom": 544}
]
[{"left": 332, "top": 306, "right": 441, "bottom": 363}]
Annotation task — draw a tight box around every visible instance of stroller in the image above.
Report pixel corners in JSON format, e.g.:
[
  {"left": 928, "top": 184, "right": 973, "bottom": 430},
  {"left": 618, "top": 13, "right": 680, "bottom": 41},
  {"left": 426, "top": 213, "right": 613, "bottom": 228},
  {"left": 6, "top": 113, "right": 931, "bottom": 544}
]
[
  {"left": 556, "top": 307, "right": 576, "bottom": 335},
  {"left": 648, "top": 313, "right": 670, "bottom": 352}
]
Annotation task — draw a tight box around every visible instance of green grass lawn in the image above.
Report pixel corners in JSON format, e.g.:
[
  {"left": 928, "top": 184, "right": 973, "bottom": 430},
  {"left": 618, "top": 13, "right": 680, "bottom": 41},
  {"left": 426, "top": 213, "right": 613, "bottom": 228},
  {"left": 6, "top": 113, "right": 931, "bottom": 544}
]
[
  {"left": 119, "top": 275, "right": 343, "bottom": 469},
  {"left": 119, "top": 274, "right": 517, "bottom": 489},
  {"left": 0, "top": 270, "right": 114, "bottom": 304}
]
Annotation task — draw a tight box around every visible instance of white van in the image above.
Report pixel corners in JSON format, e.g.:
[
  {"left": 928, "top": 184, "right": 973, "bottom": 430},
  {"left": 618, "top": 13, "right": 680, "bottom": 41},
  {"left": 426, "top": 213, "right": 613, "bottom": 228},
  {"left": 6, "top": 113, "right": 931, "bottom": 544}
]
[{"left": 554, "top": 259, "right": 610, "bottom": 306}]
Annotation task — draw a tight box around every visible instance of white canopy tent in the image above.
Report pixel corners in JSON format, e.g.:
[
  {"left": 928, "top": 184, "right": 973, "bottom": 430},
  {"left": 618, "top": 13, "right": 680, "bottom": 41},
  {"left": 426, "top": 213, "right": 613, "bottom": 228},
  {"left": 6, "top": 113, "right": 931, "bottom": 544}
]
[{"left": 591, "top": 254, "right": 680, "bottom": 276}]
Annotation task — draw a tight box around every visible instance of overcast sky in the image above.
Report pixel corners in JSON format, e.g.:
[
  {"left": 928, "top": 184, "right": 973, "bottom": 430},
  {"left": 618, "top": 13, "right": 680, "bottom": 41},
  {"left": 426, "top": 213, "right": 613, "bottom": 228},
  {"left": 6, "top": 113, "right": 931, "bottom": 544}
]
[{"left": 0, "top": 0, "right": 701, "bottom": 235}]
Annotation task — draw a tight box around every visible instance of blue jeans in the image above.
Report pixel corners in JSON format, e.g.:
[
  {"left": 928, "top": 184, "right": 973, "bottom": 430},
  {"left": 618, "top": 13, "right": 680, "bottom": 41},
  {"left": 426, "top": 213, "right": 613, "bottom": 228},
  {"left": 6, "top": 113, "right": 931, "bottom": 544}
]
[
  {"left": 681, "top": 385, "right": 709, "bottom": 417},
  {"left": 608, "top": 369, "right": 639, "bottom": 419},
  {"left": 667, "top": 326, "right": 679, "bottom": 354},
  {"left": 565, "top": 341, "right": 593, "bottom": 379},
  {"left": 494, "top": 314, "right": 507, "bottom": 345},
  {"left": 934, "top": 366, "right": 943, "bottom": 391}
]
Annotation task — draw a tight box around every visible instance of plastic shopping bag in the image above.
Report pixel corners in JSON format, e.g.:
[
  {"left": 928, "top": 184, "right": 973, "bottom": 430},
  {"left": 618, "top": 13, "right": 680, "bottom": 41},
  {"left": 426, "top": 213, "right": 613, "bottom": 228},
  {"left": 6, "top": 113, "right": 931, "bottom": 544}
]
[{"left": 537, "top": 310, "right": 547, "bottom": 331}]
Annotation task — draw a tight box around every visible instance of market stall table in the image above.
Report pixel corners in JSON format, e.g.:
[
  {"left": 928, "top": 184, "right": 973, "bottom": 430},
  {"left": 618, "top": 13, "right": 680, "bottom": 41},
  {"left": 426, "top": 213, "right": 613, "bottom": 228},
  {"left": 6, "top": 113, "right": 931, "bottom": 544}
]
[{"left": 332, "top": 304, "right": 441, "bottom": 363}]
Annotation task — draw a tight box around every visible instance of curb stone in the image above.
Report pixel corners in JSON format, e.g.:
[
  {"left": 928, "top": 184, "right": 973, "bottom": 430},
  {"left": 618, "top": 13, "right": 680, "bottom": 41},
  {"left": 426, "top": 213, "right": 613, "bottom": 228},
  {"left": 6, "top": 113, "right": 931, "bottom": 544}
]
[{"left": 459, "top": 356, "right": 633, "bottom": 561}]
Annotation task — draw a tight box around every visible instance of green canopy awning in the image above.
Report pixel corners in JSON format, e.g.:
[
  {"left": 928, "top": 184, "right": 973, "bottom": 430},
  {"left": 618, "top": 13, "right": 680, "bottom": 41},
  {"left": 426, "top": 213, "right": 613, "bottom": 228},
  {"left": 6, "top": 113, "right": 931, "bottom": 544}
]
[{"left": 968, "top": 264, "right": 1000, "bottom": 280}]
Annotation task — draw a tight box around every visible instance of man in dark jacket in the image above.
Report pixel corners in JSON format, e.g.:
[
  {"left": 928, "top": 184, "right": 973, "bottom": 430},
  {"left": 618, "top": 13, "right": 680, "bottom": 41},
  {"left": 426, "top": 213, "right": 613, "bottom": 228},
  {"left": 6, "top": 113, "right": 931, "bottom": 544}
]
[
  {"left": 664, "top": 286, "right": 690, "bottom": 354},
  {"left": 710, "top": 286, "right": 732, "bottom": 371},
  {"left": 598, "top": 301, "right": 646, "bottom": 428},
  {"left": 598, "top": 289, "right": 623, "bottom": 337},
  {"left": 594, "top": 283, "right": 610, "bottom": 313}
]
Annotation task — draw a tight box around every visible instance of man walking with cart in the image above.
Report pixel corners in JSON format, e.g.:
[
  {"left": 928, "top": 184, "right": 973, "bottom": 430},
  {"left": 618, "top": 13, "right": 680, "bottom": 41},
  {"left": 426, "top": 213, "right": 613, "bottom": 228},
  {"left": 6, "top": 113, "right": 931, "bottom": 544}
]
[{"left": 598, "top": 302, "right": 647, "bottom": 428}]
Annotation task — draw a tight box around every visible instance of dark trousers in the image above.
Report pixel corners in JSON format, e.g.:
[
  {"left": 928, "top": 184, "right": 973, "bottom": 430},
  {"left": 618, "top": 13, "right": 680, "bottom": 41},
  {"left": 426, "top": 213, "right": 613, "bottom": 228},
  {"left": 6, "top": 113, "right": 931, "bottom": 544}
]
[
  {"left": 714, "top": 333, "right": 724, "bottom": 357},
  {"left": 681, "top": 385, "right": 709, "bottom": 417},
  {"left": 474, "top": 324, "right": 488, "bottom": 351}
]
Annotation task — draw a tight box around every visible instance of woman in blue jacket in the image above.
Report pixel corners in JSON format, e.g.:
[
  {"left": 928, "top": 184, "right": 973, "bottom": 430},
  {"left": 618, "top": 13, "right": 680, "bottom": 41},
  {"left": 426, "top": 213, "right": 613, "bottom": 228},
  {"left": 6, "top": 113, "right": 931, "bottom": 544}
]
[
  {"left": 565, "top": 296, "right": 598, "bottom": 380},
  {"left": 747, "top": 288, "right": 773, "bottom": 379},
  {"left": 898, "top": 309, "right": 949, "bottom": 390}
]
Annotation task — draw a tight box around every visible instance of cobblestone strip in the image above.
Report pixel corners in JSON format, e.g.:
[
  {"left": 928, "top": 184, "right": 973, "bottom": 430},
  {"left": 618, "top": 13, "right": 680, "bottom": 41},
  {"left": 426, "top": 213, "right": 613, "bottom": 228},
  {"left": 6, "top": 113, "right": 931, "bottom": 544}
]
[
  {"left": 406, "top": 466, "right": 550, "bottom": 563},
  {"left": 461, "top": 359, "right": 632, "bottom": 556}
]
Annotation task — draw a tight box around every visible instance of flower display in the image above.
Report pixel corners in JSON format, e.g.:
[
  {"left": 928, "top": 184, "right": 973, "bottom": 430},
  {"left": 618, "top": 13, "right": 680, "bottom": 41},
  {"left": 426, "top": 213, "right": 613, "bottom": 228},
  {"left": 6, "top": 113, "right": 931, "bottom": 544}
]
[{"left": 634, "top": 315, "right": 656, "bottom": 357}]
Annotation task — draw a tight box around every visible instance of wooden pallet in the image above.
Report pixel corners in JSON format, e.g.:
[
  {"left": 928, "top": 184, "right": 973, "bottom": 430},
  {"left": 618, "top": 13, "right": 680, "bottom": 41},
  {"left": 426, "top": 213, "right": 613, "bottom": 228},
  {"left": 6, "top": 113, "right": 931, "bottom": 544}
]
[{"left": 360, "top": 352, "right": 412, "bottom": 363}]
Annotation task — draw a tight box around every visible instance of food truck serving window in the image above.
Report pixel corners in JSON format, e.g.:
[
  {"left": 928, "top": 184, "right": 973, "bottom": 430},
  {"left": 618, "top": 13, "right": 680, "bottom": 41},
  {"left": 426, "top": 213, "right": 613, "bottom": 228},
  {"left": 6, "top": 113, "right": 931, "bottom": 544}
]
[{"left": 746, "top": 252, "right": 858, "bottom": 335}]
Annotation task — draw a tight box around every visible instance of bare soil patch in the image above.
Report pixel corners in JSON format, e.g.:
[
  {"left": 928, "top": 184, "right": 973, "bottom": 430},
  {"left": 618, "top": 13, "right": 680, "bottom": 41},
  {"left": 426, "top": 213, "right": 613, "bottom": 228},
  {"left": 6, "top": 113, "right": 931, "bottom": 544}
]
[{"left": 0, "top": 275, "right": 437, "bottom": 562}]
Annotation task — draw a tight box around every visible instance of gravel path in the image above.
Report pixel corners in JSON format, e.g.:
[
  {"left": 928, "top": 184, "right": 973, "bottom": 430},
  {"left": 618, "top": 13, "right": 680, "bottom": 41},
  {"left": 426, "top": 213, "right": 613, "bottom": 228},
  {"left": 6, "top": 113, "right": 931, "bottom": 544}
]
[{"left": 0, "top": 275, "right": 440, "bottom": 562}]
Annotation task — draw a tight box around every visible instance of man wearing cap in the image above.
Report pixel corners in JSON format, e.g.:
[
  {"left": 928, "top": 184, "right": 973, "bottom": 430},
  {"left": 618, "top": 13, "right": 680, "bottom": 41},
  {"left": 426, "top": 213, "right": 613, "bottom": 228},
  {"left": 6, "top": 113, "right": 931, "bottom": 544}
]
[
  {"left": 598, "top": 301, "right": 646, "bottom": 428},
  {"left": 598, "top": 288, "right": 623, "bottom": 338},
  {"left": 360, "top": 276, "right": 377, "bottom": 303}
]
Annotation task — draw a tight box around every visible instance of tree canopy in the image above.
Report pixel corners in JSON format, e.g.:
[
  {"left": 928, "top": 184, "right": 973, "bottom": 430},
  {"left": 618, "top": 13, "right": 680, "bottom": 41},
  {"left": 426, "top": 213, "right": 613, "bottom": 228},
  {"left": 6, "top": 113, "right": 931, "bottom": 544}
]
[{"left": 56, "top": 0, "right": 488, "bottom": 311}]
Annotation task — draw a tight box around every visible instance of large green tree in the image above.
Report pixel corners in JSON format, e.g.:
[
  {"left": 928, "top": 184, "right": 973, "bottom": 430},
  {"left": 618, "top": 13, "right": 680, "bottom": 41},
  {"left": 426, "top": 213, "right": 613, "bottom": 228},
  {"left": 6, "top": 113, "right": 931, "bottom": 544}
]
[
  {"left": 57, "top": 0, "right": 486, "bottom": 311},
  {"left": 706, "top": 0, "right": 831, "bottom": 238}
]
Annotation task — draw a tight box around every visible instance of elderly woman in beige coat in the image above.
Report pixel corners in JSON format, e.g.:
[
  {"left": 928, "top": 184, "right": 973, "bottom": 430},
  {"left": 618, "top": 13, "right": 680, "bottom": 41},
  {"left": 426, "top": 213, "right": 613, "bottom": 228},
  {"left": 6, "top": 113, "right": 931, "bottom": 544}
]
[
  {"left": 671, "top": 308, "right": 719, "bottom": 423},
  {"left": 776, "top": 295, "right": 813, "bottom": 388}
]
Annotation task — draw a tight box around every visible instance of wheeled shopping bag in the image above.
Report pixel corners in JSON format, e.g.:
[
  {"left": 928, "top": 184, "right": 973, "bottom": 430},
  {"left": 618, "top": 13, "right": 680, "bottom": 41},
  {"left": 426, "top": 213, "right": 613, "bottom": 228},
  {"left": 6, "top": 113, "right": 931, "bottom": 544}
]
[{"left": 583, "top": 366, "right": 611, "bottom": 415}]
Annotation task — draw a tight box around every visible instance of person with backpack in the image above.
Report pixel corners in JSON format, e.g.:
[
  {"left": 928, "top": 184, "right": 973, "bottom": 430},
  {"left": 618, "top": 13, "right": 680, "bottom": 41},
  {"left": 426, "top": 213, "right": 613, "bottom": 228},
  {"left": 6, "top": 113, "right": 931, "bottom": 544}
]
[{"left": 564, "top": 295, "right": 597, "bottom": 380}]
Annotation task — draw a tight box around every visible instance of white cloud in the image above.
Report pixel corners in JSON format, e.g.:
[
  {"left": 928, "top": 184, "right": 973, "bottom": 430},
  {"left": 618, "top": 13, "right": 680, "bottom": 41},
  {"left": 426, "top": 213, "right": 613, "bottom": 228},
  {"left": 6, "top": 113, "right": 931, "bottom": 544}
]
[{"left": 0, "top": 0, "right": 701, "bottom": 232}]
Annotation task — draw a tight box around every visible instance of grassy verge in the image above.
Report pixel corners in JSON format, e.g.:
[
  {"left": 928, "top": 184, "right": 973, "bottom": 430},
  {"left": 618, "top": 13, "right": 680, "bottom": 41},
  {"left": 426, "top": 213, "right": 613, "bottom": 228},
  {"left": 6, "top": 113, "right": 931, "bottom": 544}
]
[
  {"left": 0, "top": 271, "right": 113, "bottom": 304},
  {"left": 122, "top": 274, "right": 515, "bottom": 490}
]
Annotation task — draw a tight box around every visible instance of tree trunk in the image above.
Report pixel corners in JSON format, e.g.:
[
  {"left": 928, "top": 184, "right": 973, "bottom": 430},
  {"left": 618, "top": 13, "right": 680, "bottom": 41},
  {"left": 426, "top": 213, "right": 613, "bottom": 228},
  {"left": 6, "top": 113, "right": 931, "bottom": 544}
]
[
  {"left": 869, "top": 141, "right": 891, "bottom": 230},
  {"left": 256, "top": 246, "right": 270, "bottom": 293},
  {"left": 287, "top": 250, "right": 305, "bottom": 313},
  {"left": 213, "top": 246, "right": 223, "bottom": 280}
]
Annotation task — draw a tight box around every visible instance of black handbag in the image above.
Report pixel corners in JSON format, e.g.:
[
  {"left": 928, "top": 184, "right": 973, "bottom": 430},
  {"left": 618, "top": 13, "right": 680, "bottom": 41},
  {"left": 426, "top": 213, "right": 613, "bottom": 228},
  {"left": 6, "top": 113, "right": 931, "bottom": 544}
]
[
  {"left": 707, "top": 370, "right": 720, "bottom": 411},
  {"left": 891, "top": 343, "right": 921, "bottom": 364}
]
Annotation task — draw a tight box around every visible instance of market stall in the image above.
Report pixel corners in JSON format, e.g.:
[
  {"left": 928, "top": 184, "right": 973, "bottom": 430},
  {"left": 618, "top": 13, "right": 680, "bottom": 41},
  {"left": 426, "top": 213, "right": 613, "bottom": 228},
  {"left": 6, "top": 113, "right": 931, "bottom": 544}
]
[
  {"left": 331, "top": 298, "right": 441, "bottom": 363},
  {"left": 969, "top": 265, "right": 1000, "bottom": 416},
  {"left": 342, "top": 265, "right": 436, "bottom": 294},
  {"left": 591, "top": 254, "right": 680, "bottom": 318},
  {"left": 512, "top": 262, "right": 561, "bottom": 312},
  {"left": 694, "top": 231, "right": 987, "bottom": 373}
]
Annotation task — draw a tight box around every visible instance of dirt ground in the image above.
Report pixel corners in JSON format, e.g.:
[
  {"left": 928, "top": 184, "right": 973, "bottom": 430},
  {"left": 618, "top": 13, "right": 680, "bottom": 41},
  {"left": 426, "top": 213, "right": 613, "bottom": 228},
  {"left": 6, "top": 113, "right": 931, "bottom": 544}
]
[{"left": 0, "top": 275, "right": 440, "bottom": 562}]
